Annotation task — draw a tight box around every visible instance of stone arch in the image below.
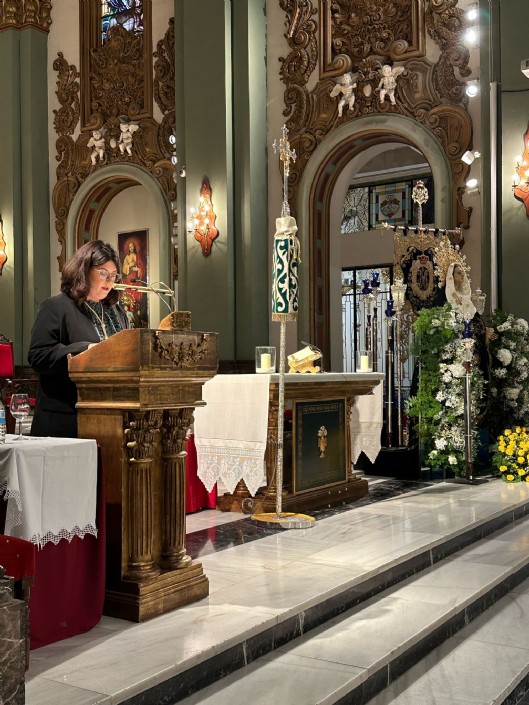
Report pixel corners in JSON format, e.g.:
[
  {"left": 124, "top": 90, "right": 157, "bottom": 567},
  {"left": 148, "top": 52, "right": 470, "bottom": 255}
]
[
  {"left": 66, "top": 163, "right": 173, "bottom": 324},
  {"left": 296, "top": 113, "right": 453, "bottom": 365}
]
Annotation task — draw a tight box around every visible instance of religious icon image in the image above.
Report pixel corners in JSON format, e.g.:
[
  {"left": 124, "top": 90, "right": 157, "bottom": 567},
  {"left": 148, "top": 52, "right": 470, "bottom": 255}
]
[
  {"left": 317, "top": 425, "right": 328, "bottom": 458},
  {"left": 118, "top": 229, "right": 149, "bottom": 328}
]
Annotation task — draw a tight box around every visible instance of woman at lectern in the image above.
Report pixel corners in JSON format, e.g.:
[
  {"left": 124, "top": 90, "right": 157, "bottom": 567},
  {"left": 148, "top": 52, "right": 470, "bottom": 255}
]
[{"left": 28, "top": 240, "right": 129, "bottom": 438}]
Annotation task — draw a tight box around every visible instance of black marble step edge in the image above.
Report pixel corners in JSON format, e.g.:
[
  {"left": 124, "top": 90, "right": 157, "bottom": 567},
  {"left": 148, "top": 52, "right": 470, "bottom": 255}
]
[{"left": 121, "top": 501, "right": 529, "bottom": 705}]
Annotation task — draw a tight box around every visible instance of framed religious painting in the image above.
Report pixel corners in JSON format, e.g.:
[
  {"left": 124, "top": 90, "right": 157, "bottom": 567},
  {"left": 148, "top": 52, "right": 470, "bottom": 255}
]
[
  {"left": 118, "top": 229, "right": 149, "bottom": 329},
  {"left": 370, "top": 181, "right": 411, "bottom": 228}
]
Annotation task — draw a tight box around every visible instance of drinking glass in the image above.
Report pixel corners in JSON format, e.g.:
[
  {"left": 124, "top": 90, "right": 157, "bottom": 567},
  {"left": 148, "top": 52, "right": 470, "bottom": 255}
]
[{"left": 10, "top": 393, "right": 31, "bottom": 440}]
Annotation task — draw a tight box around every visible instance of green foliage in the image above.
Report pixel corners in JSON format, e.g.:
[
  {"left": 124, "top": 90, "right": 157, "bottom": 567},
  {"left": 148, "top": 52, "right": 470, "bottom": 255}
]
[{"left": 406, "top": 304, "right": 485, "bottom": 478}]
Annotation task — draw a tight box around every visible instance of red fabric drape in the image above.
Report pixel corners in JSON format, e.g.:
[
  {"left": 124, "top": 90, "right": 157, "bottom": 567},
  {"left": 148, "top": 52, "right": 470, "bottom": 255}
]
[{"left": 186, "top": 434, "right": 216, "bottom": 513}]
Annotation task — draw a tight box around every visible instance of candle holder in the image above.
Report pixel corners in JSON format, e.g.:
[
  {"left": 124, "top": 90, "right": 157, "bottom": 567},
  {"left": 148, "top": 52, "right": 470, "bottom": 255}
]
[
  {"left": 356, "top": 349, "right": 373, "bottom": 372},
  {"left": 255, "top": 346, "right": 276, "bottom": 374},
  {"left": 391, "top": 278, "right": 407, "bottom": 447}
]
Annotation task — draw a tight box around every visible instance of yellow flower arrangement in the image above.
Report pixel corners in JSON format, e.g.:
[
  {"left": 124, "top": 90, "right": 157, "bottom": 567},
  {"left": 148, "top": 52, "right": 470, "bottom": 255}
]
[{"left": 493, "top": 427, "right": 529, "bottom": 482}]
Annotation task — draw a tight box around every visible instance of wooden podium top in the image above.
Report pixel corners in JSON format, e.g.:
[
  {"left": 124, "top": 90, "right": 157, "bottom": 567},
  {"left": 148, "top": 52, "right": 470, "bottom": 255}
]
[{"left": 68, "top": 328, "right": 218, "bottom": 410}]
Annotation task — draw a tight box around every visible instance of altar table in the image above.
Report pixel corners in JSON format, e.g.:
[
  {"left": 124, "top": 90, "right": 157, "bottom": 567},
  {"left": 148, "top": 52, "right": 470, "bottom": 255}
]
[
  {"left": 194, "top": 372, "right": 384, "bottom": 513},
  {"left": 0, "top": 435, "right": 104, "bottom": 649}
]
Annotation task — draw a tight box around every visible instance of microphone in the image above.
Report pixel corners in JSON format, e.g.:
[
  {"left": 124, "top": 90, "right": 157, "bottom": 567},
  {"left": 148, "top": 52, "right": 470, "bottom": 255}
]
[{"left": 114, "top": 279, "right": 175, "bottom": 314}]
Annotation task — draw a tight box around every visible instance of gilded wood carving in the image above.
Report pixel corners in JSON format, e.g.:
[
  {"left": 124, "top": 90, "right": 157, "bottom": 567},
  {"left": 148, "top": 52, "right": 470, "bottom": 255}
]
[
  {"left": 0, "top": 0, "right": 52, "bottom": 32},
  {"left": 52, "top": 17, "right": 176, "bottom": 268},
  {"left": 279, "top": 0, "right": 473, "bottom": 229},
  {"left": 153, "top": 332, "right": 211, "bottom": 368}
]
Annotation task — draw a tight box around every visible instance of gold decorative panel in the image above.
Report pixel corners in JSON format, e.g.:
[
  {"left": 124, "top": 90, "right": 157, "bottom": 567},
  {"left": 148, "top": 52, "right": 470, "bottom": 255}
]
[
  {"left": 0, "top": 0, "right": 52, "bottom": 32},
  {"left": 319, "top": 0, "right": 425, "bottom": 79},
  {"left": 79, "top": 0, "right": 153, "bottom": 131},
  {"left": 52, "top": 16, "right": 176, "bottom": 268},
  {"left": 279, "top": 0, "right": 473, "bottom": 229}
]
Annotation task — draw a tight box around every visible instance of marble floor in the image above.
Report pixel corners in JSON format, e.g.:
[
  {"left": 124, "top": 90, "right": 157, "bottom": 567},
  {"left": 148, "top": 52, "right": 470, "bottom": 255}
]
[{"left": 24, "top": 475, "right": 529, "bottom": 705}]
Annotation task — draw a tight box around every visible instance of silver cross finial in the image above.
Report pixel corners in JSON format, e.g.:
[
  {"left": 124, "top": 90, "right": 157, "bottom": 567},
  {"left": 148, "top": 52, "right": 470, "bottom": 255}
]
[{"left": 273, "top": 124, "right": 297, "bottom": 217}]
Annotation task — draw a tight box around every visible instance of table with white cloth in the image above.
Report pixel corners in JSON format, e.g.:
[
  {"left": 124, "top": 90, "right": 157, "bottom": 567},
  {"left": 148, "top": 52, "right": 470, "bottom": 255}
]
[
  {"left": 194, "top": 372, "right": 383, "bottom": 513},
  {"left": 0, "top": 435, "right": 104, "bottom": 648}
]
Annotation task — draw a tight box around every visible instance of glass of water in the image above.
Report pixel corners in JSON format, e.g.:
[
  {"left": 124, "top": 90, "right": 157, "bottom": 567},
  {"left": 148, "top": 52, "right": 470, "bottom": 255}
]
[{"left": 10, "top": 392, "right": 31, "bottom": 440}]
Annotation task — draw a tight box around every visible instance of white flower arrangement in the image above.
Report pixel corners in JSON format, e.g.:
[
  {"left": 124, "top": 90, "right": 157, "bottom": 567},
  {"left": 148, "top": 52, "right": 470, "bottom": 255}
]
[
  {"left": 407, "top": 304, "right": 485, "bottom": 477},
  {"left": 486, "top": 312, "right": 529, "bottom": 434}
]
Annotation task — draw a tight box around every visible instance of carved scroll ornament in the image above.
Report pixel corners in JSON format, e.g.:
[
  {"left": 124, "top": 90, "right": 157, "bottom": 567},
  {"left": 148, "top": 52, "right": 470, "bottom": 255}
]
[
  {"left": 153, "top": 332, "right": 211, "bottom": 368},
  {"left": 279, "top": 1, "right": 474, "bottom": 229},
  {"left": 0, "top": 0, "right": 52, "bottom": 32},
  {"left": 52, "top": 19, "right": 176, "bottom": 268}
]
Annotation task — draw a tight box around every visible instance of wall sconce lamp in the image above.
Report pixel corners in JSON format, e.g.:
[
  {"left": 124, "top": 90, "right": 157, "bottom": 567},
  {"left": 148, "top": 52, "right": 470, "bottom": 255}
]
[
  {"left": 0, "top": 214, "right": 7, "bottom": 275},
  {"left": 187, "top": 178, "right": 219, "bottom": 256},
  {"left": 465, "top": 79, "right": 480, "bottom": 97},
  {"left": 461, "top": 150, "right": 481, "bottom": 165}
]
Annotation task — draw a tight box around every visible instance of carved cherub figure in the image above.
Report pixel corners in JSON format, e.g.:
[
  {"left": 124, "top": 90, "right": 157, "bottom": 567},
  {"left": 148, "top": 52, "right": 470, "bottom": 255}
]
[
  {"left": 377, "top": 64, "right": 405, "bottom": 105},
  {"left": 87, "top": 129, "right": 106, "bottom": 165},
  {"left": 330, "top": 73, "right": 358, "bottom": 117},
  {"left": 118, "top": 121, "right": 140, "bottom": 156}
]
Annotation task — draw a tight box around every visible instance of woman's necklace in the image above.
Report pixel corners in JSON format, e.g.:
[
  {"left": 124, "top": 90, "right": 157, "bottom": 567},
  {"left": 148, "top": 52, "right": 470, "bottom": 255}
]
[{"left": 85, "top": 301, "right": 108, "bottom": 340}]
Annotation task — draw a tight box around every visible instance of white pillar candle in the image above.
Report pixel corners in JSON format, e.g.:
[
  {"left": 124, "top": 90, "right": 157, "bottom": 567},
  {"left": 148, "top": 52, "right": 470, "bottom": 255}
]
[
  {"left": 260, "top": 353, "right": 272, "bottom": 370},
  {"left": 360, "top": 354, "right": 370, "bottom": 371}
]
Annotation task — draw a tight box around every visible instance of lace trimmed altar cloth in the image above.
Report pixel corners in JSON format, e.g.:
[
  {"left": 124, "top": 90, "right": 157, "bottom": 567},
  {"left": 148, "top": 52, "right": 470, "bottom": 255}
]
[
  {"left": 350, "top": 382, "right": 383, "bottom": 464},
  {"left": 0, "top": 435, "right": 98, "bottom": 547},
  {"left": 194, "top": 374, "right": 270, "bottom": 496}
]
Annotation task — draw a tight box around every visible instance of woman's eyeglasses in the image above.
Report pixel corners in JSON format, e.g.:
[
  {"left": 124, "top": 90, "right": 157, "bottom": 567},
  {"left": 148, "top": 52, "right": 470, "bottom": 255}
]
[{"left": 94, "top": 268, "right": 121, "bottom": 283}]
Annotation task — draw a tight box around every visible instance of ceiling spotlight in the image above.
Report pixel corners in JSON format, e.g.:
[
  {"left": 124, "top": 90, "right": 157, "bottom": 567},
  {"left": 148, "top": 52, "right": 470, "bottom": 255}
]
[
  {"left": 465, "top": 79, "right": 480, "bottom": 97},
  {"left": 461, "top": 150, "right": 481, "bottom": 165},
  {"left": 466, "top": 3, "right": 479, "bottom": 21},
  {"left": 522, "top": 60, "right": 529, "bottom": 78}
]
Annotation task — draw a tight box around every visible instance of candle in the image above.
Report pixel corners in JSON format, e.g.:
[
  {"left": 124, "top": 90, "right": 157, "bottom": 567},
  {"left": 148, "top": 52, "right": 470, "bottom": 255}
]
[
  {"left": 260, "top": 353, "right": 272, "bottom": 370},
  {"left": 360, "top": 354, "right": 370, "bottom": 371}
]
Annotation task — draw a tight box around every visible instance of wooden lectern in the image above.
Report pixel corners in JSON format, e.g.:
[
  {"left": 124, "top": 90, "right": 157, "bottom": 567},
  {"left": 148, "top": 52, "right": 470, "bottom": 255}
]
[{"left": 68, "top": 326, "right": 217, "bottom": 622}]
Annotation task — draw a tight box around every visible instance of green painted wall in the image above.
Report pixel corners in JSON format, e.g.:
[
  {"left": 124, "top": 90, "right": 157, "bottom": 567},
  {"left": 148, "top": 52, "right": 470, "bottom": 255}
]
[
  {"left": 0, "top": 27, "right": 50, "bottom": 365},
  {"left": 174, "top": 0, "right": 268, "bottom": 363},
  {"left": 497, "top": 0, "right": 529, "bottom": 317}
]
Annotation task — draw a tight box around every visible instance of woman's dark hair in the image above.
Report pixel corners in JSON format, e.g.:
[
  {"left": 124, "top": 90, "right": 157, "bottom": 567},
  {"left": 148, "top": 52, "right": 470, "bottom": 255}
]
[{"left": 61, "top": 240, "right": 121, "bottom": 306}]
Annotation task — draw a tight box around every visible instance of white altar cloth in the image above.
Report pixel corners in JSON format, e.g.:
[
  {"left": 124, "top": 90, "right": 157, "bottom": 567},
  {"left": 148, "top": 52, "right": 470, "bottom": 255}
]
[
  {"left": 350, "top": 382, "right": 383, "bottom": 464},
  {"left": 194, "top": 375, "right": 270, "bottom": 496},
  {"left": 0, "top": 435, "right": 98, "bottom": 547},
  {"left": 194, "top": 372, "right": 384, "bottom": 496}
]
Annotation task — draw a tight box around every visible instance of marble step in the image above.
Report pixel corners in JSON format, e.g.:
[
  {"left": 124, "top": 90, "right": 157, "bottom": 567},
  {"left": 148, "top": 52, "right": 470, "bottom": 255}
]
[
  {"left": 175, "top": 513, "right": 529, "bottom": 705},
  {"left": 365, "top": 573, "right": 529, "bottom": 705}
]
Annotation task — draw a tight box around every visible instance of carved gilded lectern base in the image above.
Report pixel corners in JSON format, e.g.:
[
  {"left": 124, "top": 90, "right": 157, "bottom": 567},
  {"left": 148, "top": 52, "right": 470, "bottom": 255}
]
[{"left": 69, "top": 326, "right": 217, "bottom": 622}]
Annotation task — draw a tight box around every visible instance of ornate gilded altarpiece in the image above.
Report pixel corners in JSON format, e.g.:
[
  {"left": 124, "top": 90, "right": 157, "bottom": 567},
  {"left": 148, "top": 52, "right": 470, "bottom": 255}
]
[
  {"left": 52, "top": 1, "right": 175, "bottom": 268},
  {"left": 278, "top": 0, "right": 475, "bottom": 354},
  {"left": 0, "top": 0, "right": 52, "bottom": 31}
]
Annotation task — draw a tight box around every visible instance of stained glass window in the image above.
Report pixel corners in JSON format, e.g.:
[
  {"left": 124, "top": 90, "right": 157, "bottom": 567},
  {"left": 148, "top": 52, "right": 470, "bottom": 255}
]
[{"left": 101, "top": 0, "right": 144, "bottom": 43}]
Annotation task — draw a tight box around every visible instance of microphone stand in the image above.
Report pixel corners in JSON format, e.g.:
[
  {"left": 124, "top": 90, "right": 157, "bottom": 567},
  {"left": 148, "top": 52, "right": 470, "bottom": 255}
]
[{"left": 114, "top": 280, "right": 175, "bottom": 314}]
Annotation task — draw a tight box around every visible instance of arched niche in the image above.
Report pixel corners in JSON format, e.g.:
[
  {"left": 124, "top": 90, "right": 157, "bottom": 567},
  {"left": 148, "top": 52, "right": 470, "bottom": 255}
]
[
  {"left": 295, "top": 113, "right": 453, "bottom": 368},
  {"left": 65, "top": 163, "right": 173, "bottom": 326}
]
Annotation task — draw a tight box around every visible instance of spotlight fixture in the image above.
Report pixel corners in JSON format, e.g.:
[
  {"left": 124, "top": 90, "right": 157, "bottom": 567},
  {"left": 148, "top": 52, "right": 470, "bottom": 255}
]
[
  {"left": 464, "top": 26, "right": 479, "bottom": 45},
  {"left": 465, "top": 79, "right": 480, "bottom": 97},
  {"left": 466, "top": 177, "right": 479, "bottom": 194},
  {"left": 522, "top": 59, "right": 529, "bottom": 78},
  {"left": 461, "top": 150, "right": 481, "bottom": 165},
  {"left": 466, "top": 3, "right": 479, "bottom": 21}
]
